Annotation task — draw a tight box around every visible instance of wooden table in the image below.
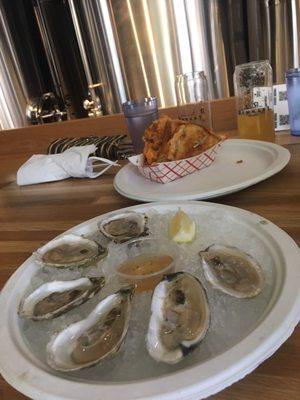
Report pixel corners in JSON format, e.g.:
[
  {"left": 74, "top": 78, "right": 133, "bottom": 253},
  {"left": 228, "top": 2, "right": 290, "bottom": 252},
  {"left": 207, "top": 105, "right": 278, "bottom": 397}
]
[{"left": 0, "top": 140, "right": 299, "bottom": 400}]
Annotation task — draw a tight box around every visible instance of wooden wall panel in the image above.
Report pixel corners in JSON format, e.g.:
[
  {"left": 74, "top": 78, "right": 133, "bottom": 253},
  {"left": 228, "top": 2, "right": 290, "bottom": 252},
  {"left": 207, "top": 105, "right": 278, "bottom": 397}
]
[{"left": 0, "top": 97, "right": 237, "bottom": 157}]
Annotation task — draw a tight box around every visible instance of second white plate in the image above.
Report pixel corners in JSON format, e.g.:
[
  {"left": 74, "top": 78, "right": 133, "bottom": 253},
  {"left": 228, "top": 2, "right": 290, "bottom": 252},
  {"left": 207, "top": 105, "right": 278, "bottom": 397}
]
[
  {"left": 114, "top": 139, "right": 290, "bottom": 202},
  {"left": 0, "top": 201, "right": 300, "bottom": 400}
]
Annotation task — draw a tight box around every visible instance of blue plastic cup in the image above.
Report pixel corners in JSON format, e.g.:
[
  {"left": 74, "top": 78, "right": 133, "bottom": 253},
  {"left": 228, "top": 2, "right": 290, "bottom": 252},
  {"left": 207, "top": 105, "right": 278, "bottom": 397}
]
[
  {"left": 122, "top": 97, "right": 158, "bottom": 154},
  {"left": 285, "top": 68, "right": 300, "bottom": 136}
]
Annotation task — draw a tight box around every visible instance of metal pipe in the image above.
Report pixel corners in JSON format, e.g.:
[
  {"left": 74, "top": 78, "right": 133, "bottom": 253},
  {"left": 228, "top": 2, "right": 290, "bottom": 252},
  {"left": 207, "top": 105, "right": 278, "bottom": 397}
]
[
  {"left": 0, "top": 5, "right": 27, "bottom": 129},
  {"left": 33, "top": 2, "right": 65, "bottom": 104}
]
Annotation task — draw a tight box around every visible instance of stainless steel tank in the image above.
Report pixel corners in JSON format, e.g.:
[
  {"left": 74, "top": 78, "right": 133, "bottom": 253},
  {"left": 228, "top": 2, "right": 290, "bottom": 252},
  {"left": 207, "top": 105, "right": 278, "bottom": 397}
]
[{"left": 1, "top": 0, "right": 300, "bottom": 129}]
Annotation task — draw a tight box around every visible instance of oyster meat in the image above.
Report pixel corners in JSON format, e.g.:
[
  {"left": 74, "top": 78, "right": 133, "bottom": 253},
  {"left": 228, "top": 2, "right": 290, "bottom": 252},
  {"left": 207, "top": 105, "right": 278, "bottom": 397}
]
[
  {"left": 200, "top": 244, "right": 264, "bottom": 298},
  {"left": 47, "top": 286, "right": 135, "bottom": 371},
  {"left": 18, "top": 277, "right": 105, "bottom": 320},
  {"left": 35, "top": 234, "right": 107, "bottom": 269},
  {"left": 98, "top": 211, "right": 148, "bottom": 243},
  {"left": 146, "top": 272, "right": 210, "bottom": 364}
]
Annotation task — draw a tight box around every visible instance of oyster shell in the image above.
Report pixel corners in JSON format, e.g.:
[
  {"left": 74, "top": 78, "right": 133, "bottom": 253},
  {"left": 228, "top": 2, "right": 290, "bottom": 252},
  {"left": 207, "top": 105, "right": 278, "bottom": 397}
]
[
  {"left": 18, "top": 277, "right": 105, "bottom": 320},
  {"left": 199, "top": 244, "right": 264, "bottom": 298},
  {"left": 146, "top": 272, "right": 210, "bottom": 364},
  {"left": 35, "top": 234, "right": 107, "bottom": 269},
  {"left": 98, "top": 211, "right": 148, "bottom": 243},
  {"left": 47, "top": 285, "right": 135, "bottom": 371}
]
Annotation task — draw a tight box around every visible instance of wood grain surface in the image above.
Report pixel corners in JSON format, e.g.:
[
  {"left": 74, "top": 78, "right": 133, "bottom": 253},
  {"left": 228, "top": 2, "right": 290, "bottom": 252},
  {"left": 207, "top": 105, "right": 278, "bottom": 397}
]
[{"left": 0, "top": 138, "right": 299, "bottom": 400}]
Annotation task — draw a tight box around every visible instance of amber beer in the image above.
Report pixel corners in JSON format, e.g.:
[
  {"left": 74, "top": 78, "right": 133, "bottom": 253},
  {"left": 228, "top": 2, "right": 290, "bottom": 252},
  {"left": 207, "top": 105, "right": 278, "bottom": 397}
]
[
  {"left": 237, "top": 108, "right": 275, "bottom": 142},
  {"left": 234, "top": 60, "right": 275, "bottom": 142}
]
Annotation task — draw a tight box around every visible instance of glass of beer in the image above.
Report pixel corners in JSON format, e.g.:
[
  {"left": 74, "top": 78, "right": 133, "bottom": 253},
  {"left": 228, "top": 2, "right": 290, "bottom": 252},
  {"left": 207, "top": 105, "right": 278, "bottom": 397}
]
[{"left": 234, "top": 60, "right": 275, "bottom": 142}]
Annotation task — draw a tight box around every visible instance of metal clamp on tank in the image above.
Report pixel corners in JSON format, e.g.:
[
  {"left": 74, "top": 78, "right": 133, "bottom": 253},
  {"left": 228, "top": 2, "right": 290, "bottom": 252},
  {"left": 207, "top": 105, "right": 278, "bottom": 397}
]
[
  {"left": 83, "top": 83, "right": 103, "bottom": 117},
  {"left": 26, "top": 92, "right": 68, "bottom": 124}
]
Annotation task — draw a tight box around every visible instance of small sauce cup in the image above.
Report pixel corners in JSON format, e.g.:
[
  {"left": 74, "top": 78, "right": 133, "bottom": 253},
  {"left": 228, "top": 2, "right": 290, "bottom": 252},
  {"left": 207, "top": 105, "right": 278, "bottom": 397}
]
[{"left": 112, "top": 238, "right": 179, "bottom": 292}]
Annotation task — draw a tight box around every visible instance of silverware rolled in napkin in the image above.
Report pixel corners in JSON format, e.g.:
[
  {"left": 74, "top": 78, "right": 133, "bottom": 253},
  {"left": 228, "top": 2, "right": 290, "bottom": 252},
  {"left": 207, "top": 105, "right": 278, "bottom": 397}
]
[{"left": 47, "top": 135, "right": 133, "bottom": 161}]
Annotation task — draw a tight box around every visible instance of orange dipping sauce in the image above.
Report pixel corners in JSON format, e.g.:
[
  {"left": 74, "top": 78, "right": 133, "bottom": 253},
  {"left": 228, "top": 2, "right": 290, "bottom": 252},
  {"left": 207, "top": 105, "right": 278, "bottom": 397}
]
[{"left": 117, "top": 254, "right": 174, "bottom": 292}]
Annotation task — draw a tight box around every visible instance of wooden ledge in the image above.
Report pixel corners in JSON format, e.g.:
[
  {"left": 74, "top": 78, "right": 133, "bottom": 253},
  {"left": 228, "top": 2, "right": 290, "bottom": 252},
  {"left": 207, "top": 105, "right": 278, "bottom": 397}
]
[{"left": 0, "top": 97, "right": 236, "bottom": 157}]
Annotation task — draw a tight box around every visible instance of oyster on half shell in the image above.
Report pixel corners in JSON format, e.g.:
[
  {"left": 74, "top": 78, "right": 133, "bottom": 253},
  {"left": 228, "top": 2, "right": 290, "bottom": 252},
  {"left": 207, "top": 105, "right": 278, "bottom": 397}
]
[
  {"left": 98, "top": 211, "right": 148, "bottom": 243},
  {"left": 18, "top": 277, "right": 105, "bottom": 320},
  {"left": 47, "top": 285, "right": 135, "bottom": 371},
  {"left": 199, "top": 244, "right": 264, "bottom": 298},
  {"left": 35, "top": 234, "right": 107, "bottom": 269},
  {"left": 146, "top": 272, "right": 210, "bottom": 364}
]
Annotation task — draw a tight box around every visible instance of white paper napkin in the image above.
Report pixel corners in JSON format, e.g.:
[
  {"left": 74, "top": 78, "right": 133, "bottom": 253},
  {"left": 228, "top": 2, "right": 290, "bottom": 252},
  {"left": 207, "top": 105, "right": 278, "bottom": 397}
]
[{"left": 17, "top": 145, "right": 119, "bottom": 186}]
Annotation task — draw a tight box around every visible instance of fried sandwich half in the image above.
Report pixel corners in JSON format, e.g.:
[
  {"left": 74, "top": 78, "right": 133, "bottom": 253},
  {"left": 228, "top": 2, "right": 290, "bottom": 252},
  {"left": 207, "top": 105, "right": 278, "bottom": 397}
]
[{"left": 143, "top": 116, "right": 225, "bottom": 165}]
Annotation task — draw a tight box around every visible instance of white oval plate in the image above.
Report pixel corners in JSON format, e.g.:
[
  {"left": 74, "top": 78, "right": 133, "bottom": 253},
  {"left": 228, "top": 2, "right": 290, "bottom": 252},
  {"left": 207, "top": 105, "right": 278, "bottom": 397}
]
[
  {"left": 114, "top": 140, "right": 290, "bottom": 202},
  {"left": 0, "top": 201, "right": 299, "bottom": 400}
]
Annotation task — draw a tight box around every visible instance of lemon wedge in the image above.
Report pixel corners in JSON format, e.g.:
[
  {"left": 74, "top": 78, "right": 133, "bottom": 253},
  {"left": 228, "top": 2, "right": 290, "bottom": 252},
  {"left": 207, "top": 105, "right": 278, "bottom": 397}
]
[{"left": 169, "top": 209, "right": 196, "bottom": 243}]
